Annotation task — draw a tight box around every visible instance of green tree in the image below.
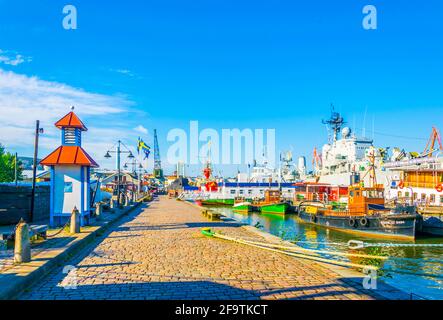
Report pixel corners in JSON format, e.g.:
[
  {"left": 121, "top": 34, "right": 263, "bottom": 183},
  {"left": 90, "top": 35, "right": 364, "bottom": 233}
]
[{"left": 0, "top": 144, "right": 23, "bottom": 183}]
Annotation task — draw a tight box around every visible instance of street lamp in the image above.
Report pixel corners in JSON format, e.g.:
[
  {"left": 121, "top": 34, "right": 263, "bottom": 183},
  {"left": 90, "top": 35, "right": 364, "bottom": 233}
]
[
  {"left": 30, "top": 120, "right": 44, "bottom": 223},
  {"left": 104, "top": 140, "right": 135, "bottom": 206},
  {"left": 123, "top": 157, "right": 145, "bottom": 199}
]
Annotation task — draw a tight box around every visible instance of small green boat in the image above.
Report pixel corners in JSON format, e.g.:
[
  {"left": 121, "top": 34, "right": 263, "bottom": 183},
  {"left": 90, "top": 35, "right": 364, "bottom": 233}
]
[
  {"left": 259, "top": 202, "right": 290, "bottom": 214},
  {"left": 201, "top": 198, "right": 235, "bottom": 206},
  {"left": 256, "top": 189, "right": 289, "bottom": 214}
]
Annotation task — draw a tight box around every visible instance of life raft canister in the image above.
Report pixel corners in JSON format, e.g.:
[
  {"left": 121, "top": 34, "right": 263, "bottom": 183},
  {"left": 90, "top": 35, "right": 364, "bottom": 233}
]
[
  {"left": 436, "top": 183, "right": 443, "bottom": 193},
  {"left": 398, "top": 180, "right": 405, "bottom": 189}
]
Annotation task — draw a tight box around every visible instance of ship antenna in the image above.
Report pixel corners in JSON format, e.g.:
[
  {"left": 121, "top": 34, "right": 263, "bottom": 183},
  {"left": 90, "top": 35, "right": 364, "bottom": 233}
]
[
  {"left": 362, "top": 105, "right": 368, "bottom": 138},
  {"left": 372, "top": 115, "right": 375, "bottom": 141},
  {"left": 322, "top": 104, "right": 346, "bottom": 143}
]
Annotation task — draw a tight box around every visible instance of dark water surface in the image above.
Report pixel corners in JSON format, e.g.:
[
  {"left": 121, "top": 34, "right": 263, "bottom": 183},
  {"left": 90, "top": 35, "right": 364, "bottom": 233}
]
[{"left": 213, "top": 207, "right": 443, "bottom": 300}]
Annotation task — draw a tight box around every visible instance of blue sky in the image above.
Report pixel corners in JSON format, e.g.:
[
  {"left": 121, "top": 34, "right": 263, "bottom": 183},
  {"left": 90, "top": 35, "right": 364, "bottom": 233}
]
[{"left": 0, "top": 0, "right": 442, "bottom": 176}]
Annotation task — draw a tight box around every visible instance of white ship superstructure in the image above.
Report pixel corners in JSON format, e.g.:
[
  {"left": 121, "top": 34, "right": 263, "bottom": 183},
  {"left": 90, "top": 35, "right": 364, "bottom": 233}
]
[{"left": 314, "top": 110, "right": 391, "bottom": 187}]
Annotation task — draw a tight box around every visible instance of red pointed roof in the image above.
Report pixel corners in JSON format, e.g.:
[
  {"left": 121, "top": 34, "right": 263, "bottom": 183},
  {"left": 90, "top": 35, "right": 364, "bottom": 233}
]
[
  {"left": 40, "top": 146, "right": 99, "bottom": 167},
  {"left": 55, "top": 112, "right": 87, "bottom": 131}
]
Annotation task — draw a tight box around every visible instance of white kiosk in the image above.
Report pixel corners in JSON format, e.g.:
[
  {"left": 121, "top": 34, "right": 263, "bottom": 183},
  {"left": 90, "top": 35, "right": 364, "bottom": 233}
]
[{"left": 40, "top": 110, "right": 98, "bottom": 226}]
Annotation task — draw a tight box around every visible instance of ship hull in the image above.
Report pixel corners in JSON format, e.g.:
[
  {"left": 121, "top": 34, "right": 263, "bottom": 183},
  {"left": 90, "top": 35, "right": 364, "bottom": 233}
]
[
  {"left": 298, "top": 211, "right": 417, "bottom": 240},
  {"left": 259, "top": 203, "right": 290, "bottom": 215},
  {"left": 232, "top": 204, "right": 252, "bottom": 212},
  {"left": 420, "top": 215, "right": 443, "bottom": 236},
  {"left": 200, "top": 199, "right": 235, "bottom": 206}
]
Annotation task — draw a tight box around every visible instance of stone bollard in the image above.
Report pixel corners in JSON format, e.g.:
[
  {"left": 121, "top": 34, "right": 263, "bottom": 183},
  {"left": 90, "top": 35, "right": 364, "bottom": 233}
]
[
  {"left": 124, "top": 195, "right": 129, "bottom": 207},
  {"left": 14, "top": 219, "right": 31, "bottom": 263},
  {"left": 95, "top": 202, "right": 102, "bottom": 220},
  {"left": 110, "top": 197, "right": 116, "bottom": 210},
  {"left": 70, "top": 207, "right": 81, "bottom": 234},
  {"left": 120, "top": 194, "right": 125, "bottom": 207}
]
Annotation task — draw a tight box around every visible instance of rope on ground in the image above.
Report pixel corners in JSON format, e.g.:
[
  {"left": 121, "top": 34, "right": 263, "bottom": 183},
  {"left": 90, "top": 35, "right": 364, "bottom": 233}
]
[
  {"left": 348, "top": 240, "right": 443, "bottom": 249},
  {"left": 293, "top": 240, "right": 349, "bottom": 246},
  {"left": 294, "top": 239, "right": 443, "bottom": 249},
  {"left": 201, "top": 228, "right": 380, "bottom": 271}
]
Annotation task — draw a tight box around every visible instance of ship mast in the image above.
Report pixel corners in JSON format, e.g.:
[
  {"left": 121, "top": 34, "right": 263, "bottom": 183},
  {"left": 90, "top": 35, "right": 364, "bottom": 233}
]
[
  {"left": 322, "top": 104, "right": 346, "bottom": 143},
  {"left": 360, "top": 149, "right": 377, "bottom": 187}
]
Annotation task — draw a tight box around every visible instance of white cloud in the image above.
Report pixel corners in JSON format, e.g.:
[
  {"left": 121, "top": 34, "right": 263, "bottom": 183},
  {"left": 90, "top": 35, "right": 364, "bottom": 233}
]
[
  {"left": 111, "top": 68, "right": 135, "bottom": 77},
  {"left": 0, "top": 69, "right": 135, "bottom": 160},
  {"left": 0, "top": 49, "right": 32, "bottom": 66},
  {"left": 133, "top": 125, "right": 148, "bottom": 135}
]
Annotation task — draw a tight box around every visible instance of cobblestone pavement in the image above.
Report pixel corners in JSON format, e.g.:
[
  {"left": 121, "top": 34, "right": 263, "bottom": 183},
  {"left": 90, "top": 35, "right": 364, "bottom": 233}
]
[{"left": 19, "top": 197, "right": 386, "bottom": 300}]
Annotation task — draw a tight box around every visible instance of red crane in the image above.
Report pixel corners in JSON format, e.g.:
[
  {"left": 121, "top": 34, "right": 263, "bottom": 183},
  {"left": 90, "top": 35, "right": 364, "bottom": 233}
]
[
  {"left": 312, "top": 147, "right": 322, "bottom": 172},
  {"left": 423, "top": 127, "right": 443, "bottom": 158}
]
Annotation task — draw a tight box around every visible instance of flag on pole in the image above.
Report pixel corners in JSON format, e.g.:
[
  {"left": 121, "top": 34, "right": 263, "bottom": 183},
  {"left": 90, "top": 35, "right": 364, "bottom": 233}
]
[{"left": 137, "top": 137, "right": 151, "bottom": 160}]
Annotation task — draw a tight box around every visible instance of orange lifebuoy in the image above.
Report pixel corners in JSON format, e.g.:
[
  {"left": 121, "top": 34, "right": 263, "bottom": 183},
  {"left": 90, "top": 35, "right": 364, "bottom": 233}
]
[
  {"left": 398, "top": 180, "right": 404, "bottom": 189},
  {"left": 436, "top": 184, "right": 443, "bottom": 193}
]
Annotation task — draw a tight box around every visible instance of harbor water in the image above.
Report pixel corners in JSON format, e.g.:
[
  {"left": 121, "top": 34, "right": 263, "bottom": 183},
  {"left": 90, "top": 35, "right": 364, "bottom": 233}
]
[{"left": 213, "top": 207, "right": 443, "bottom": 300}]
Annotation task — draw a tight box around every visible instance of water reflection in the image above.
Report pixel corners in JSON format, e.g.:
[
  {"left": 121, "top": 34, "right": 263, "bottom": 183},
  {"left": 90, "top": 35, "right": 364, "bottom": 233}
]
[{"left": 214, "top": 207, "right": 443, "bottom": 300}]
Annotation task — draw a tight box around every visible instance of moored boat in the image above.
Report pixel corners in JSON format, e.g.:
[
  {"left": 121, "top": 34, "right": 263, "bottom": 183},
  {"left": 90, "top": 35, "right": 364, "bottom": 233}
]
[
  {"left": 232, "top": 196, "right": 253, "bottom": 212},
  {"left": 256, "top": 190, "right": 290, "bottom": 215},
  {"left": 200, "top": 198, "right": 235, "bottom": 206},
  {"left": 259, "top": 202, "right": 290, "bottom": 214},
  {"left": 298, "top": 183, "right": 419, "bottom": 240}
]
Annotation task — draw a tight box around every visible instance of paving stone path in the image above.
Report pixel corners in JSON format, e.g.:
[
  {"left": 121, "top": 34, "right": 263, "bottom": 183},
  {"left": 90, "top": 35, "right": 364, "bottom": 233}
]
[{"left": 19, "top": 196, "right": 387, "bottom": 300}]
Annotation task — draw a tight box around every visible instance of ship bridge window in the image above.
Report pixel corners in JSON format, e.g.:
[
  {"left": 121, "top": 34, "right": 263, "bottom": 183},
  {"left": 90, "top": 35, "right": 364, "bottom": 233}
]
[
  {"left": 364, "top": 190, "right": 383, "bottom": 198},
  {"left": 430, "top": 194, "right": 436, "bottom": 203},
  {"left": 440, "top": 195, "right": 443, "bottom": 204},
  {"left": 230, "top": 190, "right": 236, "bottom": 194},
  {"left": 239, "top": 190, "right": 244, "bottom": 194},
  {"left": 405, "top": 192, "right": 410, "bottom": 198},
  {"left": 248, "top": 190, "right": 252, "bottom": 194}
]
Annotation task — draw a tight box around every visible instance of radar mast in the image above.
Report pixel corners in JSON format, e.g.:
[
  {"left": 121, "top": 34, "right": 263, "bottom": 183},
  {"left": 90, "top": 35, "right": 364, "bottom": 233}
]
[{"left": 322, "top": 104, "right": 346, "bottom": 143}]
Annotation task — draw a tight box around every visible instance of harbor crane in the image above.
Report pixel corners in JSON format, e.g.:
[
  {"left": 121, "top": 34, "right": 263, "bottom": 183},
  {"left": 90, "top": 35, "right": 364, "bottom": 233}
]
[
  {"left": 422, "top": 126, "right": 443, "bottom": 158},
  {"left": 153, "top": 129, "right": 164, "bottom": 179}
]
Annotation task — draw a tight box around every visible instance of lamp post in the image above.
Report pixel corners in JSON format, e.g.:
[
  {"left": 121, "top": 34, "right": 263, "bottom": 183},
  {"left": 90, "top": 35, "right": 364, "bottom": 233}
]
[
  {"left": 14, "top": 152, "right": 18, "bottom": 187},
  {"left": 123, "top": 158, "right": 144, "bottom": 199},
  {"left": 30, "top": 120, "right": 44, "bottom": 223},
  {"left": 104, "top": 140, "right": 134, "bottom": 206}
]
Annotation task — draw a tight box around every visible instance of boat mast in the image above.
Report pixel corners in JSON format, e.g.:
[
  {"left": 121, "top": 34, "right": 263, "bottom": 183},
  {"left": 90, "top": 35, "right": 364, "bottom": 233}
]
[
  {"left": 360, "top": 149, "right": 377, "bottom": 187},
  {"left": 322, "top": 104, "right": 346, "bottom": 144}
]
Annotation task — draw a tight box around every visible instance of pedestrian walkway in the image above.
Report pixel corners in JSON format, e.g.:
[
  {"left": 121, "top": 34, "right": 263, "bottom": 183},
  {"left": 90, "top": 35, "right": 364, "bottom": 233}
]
[{"left": 18, "top": 197, "right": 401, "bottom": 300}]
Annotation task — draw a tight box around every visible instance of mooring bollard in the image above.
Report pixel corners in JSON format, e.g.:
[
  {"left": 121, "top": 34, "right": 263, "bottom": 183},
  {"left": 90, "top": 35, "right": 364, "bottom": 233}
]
[
  {"left": 95, "top": 202, "right": 102, "bottom": 219},
  {"left": 14, "top": 218, "right": 31, "bottom": 263},
  {"left": 124, "top": 195, "right": 129, "bottom": 207},
  {"left": 70, "top": 207, "right": 80, "bottom": 234},
  {"left": 110, "top": 197, "right": 116, "bottom": 210}
]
